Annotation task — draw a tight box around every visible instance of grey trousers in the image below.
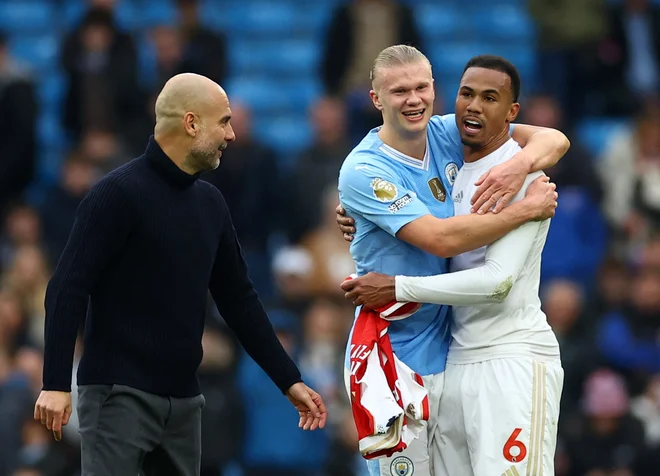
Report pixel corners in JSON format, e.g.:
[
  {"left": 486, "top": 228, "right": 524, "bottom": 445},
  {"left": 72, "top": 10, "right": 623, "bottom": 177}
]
[{"left": 77, "top": 384, "right": 205, "bottom": 476}]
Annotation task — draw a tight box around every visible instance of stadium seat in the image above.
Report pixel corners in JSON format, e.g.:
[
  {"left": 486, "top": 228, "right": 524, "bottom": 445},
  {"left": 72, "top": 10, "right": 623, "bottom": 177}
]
[
  {"left": 141, "top": 0, "right": 178, "bottom": 28},
  {"left": 471, "top": 7, "right": 535, "bottom": 41},
  {"left": 9, "top": 34, "right": 59, "bottom": 73},
  {"left": 253, "top": 113, "right": 313, "bottom": 165},
  {"left": 0, "top": 1, "right": 56, "bottom": 34},
  {"left": 575, "top": 118, "right": 631, "bottom": 159},
  {"left": 38, "top": 72, "right": 66, "bottom": 114},
  {"left": 414, "top": 5, "right": 464, "bottom": 40},
  {"left": 229, "top": 2, "right": 297, "bottom": 35},
  {"left": 225, "top": 76, "right": 322, "bottom": 113},
  {"left": 228, "top": 39, "right": 320, "bottom": 76}
]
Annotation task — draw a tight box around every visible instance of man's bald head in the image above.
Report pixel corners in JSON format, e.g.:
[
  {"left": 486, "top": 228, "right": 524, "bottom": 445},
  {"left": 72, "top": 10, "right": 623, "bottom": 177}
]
[{"left": 154, "top": 73, "right": 227, "bottom": 136}]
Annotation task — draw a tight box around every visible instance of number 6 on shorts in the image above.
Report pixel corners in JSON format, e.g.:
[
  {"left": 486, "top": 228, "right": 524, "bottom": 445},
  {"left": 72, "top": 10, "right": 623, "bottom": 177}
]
[{"left": 503, "top": 428, "right": 527, "bottom": 463}]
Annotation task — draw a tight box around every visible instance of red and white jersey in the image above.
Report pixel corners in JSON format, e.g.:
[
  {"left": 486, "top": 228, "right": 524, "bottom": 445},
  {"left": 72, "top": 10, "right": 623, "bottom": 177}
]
[{"left": 347, "top": 297, "right": 429, "bottom": 459}]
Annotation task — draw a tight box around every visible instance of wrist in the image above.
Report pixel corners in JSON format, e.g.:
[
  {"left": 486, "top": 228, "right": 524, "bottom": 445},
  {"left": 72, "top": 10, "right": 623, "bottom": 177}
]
[
  {"left": 515, "top": 150, "right": 535, "bottom": 174},
  {"left": 506, "top": 198, "right": 536, "bottom": 224}
]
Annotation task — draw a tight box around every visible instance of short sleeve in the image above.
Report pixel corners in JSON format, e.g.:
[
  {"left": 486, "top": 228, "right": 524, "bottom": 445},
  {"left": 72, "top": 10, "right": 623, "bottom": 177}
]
[{"left": 338, "top": 160, "right": 431, "bottom": 236}]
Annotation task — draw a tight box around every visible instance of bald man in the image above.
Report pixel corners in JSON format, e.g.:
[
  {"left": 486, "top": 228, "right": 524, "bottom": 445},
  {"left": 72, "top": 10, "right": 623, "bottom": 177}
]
[{"left": 34, "top": 74, "right": 328, "bottom": 475}]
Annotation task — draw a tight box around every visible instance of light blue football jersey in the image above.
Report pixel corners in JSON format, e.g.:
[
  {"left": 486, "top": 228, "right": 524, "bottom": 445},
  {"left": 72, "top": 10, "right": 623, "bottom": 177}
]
[{"left": 338, "top": 114, "right": 464, "bottom": 376}]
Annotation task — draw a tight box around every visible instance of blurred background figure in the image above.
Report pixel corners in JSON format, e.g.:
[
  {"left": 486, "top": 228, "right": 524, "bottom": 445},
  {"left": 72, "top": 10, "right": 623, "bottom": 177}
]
[{"left": 0, "top": 0, "right": 658, "bottom": 474}]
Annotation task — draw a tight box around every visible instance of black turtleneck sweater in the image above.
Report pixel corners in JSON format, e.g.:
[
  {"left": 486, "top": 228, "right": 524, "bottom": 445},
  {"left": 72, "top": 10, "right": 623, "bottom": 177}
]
[{"left": 42, "top": 137, "right": 302, "bottom": 397}]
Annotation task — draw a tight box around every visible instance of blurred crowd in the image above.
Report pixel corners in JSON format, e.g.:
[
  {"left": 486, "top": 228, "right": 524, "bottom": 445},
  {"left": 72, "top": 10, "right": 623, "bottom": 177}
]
[{"left": 0, "top": 0, "right": 659, "bottom": 475}]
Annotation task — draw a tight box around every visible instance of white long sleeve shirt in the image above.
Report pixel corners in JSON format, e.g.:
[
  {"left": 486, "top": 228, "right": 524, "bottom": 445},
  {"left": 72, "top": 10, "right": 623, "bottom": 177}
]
[{"left": 396, "top": 138, "right": 560, "bottom": 364}]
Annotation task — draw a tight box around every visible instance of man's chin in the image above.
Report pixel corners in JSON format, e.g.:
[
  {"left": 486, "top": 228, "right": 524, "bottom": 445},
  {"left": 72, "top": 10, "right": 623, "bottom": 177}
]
[{"left": 460, "top": 135, "right": 484, "bottom": 148}]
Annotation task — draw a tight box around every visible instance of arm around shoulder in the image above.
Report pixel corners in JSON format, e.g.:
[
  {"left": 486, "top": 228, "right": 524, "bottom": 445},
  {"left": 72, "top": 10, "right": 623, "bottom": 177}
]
[{"left": 511, "top": 124, "right": 571, "bottom": 172}]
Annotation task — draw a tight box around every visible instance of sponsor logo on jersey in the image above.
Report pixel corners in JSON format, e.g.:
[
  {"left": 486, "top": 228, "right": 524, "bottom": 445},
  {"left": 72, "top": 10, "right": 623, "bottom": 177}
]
[{"left": 388, "top": 194, "right": 414, "bottom": 213}]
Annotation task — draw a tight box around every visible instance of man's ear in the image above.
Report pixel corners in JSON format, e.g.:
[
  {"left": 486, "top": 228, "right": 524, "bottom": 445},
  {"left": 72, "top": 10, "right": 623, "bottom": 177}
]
[{"left": 370, "top": 90, "right": 383, "bottom": 111}]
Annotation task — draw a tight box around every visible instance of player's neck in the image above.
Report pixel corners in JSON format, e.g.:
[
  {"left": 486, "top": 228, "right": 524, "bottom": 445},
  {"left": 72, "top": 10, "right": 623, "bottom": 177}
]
[
  {"left": 378, "top": 126, "right": 427, "bottom": 161},
  {"left": 463, "top": 129, "right": 511, "bottom": 163}
]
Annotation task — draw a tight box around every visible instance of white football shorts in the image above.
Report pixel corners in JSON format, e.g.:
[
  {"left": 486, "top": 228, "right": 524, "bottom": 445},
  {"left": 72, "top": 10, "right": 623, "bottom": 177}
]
[{"left": 435, "top": 357, "right": 564, "bottom": 476}]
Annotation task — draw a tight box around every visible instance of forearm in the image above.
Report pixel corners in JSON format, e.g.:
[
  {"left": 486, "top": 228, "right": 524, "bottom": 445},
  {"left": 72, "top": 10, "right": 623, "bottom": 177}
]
[
  {"left": 211, "top": 225, "right": 302, "bottom": 393},
  {"left": 516, "top": 129, "right": 570, "bottom": 173},
  {"left": 397, "top": 220, "right": 538, "bottom": 304},
  {"left": 42, "top": 272, "right": 88, "bottom": 391},
  {"left": 433, "top": 199, "right": 534, "bottom": 257},
  {"left": 396, "top": 263, "right": 508, "bottom": 305},
  {"left": 217, "top": 295, "right": 302, "bottom": 393}
]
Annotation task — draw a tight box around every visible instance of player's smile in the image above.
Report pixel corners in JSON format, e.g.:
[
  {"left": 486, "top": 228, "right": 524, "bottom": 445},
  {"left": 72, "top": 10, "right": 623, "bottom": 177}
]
[{"left": 403, "top": 108, "right": 426, "bottom": 122}]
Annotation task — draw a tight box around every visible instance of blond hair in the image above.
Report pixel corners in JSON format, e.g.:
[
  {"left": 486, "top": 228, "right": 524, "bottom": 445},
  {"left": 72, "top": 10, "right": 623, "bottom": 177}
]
[{"left": 370, "top": 45, "right": 432, "bottom": 85}]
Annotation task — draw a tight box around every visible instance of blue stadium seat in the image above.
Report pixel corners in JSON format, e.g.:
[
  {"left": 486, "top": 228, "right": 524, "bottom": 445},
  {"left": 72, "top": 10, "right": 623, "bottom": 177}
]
[
  {"left": 471, "top": 7, "right": 535, "bottom": 41},
  {"left": 0, "top": 1, "right": 56, "bottom": 34},
  {"left": 9, "top": 34, "right": 59, "bottom": 72},
  {"left": 575, "top": 118, "right": 631, "bottom": 159},
  {"left": 198, "top": 0, "right": 233, "bottom": 34},
  {"left": 254, "top": 113, "right": 313, "bottom": 166},
  {"left": 229, "top": 2, "right": 297, "bottom": 34},
  {"left": 225, "top": 77, "right": 322, "bottom": 113},
  {"left": 229, "top": 39, "right": 320, "bottom": 75},
  {"left": 431, "top": 42, "right": 536, "bottom": 85},
  {"left": 37, "top": 111, "right": 66, "bottom": 150},
  {"left": 141, "top": 0, "right": 178, "bottom": 28},
  {"left": 38, "top": 72, "right": 66, "bottom": 113},
  {"left": 414, "top": 5, "right": 464, "bottom": 40}
]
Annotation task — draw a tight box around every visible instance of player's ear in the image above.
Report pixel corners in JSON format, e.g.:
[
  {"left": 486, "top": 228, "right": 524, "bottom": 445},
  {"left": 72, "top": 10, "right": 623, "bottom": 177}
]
[
  {"left": 370, "top": 90, "right": 383, "bottom": 111},
  {"left": 507, "top": 103, "right": 520, "bottom": 123},
  {"left": 183, "top": 112, "right": 198, "bottom": 137}
]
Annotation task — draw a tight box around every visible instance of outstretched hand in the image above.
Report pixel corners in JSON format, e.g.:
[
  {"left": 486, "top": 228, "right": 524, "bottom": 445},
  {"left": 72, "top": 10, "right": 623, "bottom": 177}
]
[{"left": 286, "top": 382, "right": 328, "bottom": 431}]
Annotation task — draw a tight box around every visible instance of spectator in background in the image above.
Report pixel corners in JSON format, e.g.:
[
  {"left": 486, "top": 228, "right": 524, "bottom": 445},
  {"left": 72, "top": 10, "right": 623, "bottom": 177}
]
[
  {"left": 38, "top": 155, "right": 98, "bottom": 266},
  {"left": 597, "top": 267, "right": 660, "bottom": 394},
  {"left": 288, "top": 97, "right": 352, "bottom": 242},
  {"left": 593, "top": 0, "right": 660, "bottom": 116},
  {"left": 60, "top": 6, "right": 141, "bottom": 150},
  {"left": 321, "top": 0, "right": 422, "bottom": 141},
  {"left": 543, "top": 280, "right": 603, "bottom": 434},
  {"left": 528, "top": 0, "right": 609, "bottom": 118},
  {"left": 298, "top": 185, "right": 355, "bottom": 298},
  {"left": 564, "top": 369, "right": 649, "bottom": 476},
  {"left": 599, "top": 102, "right": 660, "bottom": 247},
  {"left": 197, "top": 317, "right": 244, "bottom": 476},
  {"left": 174, "top": 0, "right": 228, "bottom": 85},
  {"left": 521, "top": 94, "right": 608, "bottom": 285},
  {"left": 1, "top": 246, "right": 50, "bottom": 347},
  {"left": 238, "top": 309, "right": 329, "bottom": 476},
  {"left": 202, "top": 102, "right": 280, "bottom": 299},
  {"left": 0, "top": 205, "right": 42, "bottom": 276},
  {"left": 0, "top": 32, "right": 37, "bottom": 219}
]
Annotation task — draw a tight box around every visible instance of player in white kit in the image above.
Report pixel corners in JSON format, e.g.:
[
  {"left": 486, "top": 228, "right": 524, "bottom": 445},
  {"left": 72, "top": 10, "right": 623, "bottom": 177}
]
[{"left": 342, "top": 56, "right": 564, "bottom": 476}]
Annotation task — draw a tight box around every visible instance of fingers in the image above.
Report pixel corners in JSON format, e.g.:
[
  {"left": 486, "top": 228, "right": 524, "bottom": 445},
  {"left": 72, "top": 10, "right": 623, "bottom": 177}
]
[
  {"left": 474, "top": 170, "right": 489, "bottom": 187},
  {"left": 63, "top": 406, "right": 72, "bottom": 426},
  {"left": 340, "top": 279, "right": 356, "bottom": 292},
  {"left": 470, "top": 186, "right": 493, "bottom": 214},
  {"left": 492, "top": 192, "right": 513, "bottom": 214},
  {"left": 335, "top": 204, "right": 345, "bottom": 215},
  {"left": 312, "top": 393, "right": 328, "bottom": 429},
  {"left": 475, "top": 190, "right": 504, "bottom": 215},
  {"left": 51, "top": 412, "right": 63, "bottom": 441}
]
